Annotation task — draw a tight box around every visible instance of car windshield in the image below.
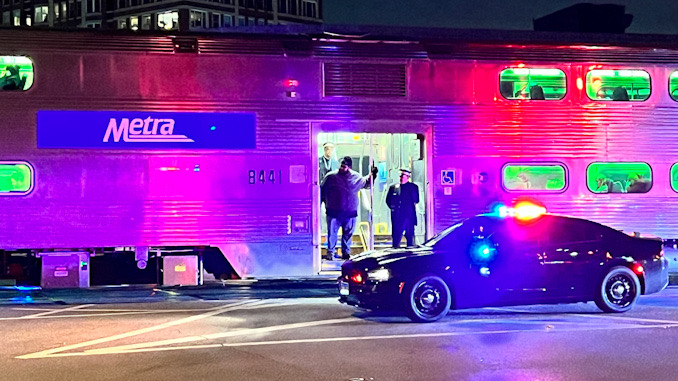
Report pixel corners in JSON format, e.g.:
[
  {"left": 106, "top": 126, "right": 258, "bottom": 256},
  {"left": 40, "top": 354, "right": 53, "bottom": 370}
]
[{"left": 423, "top": 221, "right": 465, "bottom": 247}]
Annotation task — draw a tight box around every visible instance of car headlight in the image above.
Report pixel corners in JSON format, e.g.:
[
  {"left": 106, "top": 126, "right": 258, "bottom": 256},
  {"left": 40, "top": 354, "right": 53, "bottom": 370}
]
[{"left": 367, "top": 268, "right": 391, "bottom": 282}]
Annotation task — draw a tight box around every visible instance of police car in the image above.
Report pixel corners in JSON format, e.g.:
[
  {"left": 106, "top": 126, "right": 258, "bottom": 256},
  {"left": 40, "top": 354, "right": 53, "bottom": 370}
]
[{"left": 339, "top": 202, "right": 669, "bottom": 322}]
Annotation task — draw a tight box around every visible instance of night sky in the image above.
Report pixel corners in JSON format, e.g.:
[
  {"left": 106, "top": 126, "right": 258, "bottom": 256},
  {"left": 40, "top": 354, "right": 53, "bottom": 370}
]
[{"left": 323, "top": 0, "right": 678, "bottom": 35}]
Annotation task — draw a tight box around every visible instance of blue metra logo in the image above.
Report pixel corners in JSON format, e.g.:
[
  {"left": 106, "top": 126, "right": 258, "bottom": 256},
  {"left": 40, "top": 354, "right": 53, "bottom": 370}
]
[{"left": 37, "top": 111, "right": 256, "bottom": 149}]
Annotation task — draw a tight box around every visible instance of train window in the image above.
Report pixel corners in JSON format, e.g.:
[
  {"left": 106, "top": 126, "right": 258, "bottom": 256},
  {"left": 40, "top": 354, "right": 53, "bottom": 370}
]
[
  {"left": 499, "top": 68, "right": 566, "bottom": 100},
  {"left": 587, "top": 162, "right": 652, "bottom": 194},
  {"left": 0, "top": 162, "right": 34, "bottom": 195},
  {"left": 670, "top": 72, "right": 678, "bottom": 101},
  {"left": 502, "top": 164, "right": 566, "bottom": 192},
  {"left": 670, "top": 164, "right": 678, "bottom": 192},
  {"left": 586, "top": 69, "right": 650, "bottom": 101},
  {"left": 0, "top": 56, "right": 33, "bottom": 91}
]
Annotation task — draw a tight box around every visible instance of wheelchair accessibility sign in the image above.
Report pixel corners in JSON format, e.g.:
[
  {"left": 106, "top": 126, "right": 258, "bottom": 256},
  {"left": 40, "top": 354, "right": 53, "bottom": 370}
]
[{"left": 441, "top": 170, "right": 455, "bottom": 185}]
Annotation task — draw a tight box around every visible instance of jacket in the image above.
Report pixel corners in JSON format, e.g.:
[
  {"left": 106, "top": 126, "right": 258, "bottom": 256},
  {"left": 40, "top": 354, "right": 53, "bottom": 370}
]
[
  {"left": 386, "top": 182, "right": 419, "bottom": 225},
  {"left": 321, "top": 169, "right": 372, "bottom": 218}
]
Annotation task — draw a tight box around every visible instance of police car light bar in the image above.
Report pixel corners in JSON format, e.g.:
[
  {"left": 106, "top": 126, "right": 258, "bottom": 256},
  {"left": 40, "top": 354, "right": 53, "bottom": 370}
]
[{"left": 497, "top": 202, "right": 546, "bottom": 220}]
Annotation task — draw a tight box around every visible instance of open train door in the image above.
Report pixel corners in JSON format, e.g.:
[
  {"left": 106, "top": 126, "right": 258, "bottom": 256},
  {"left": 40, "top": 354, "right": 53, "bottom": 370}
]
[{"left": 313, "top": 125, "right": 431, "bottom": 274}]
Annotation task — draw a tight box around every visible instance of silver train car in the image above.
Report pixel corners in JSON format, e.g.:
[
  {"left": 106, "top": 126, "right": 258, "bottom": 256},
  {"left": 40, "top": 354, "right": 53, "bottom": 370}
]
[{"left": 2, "top": 27, "right": 678, "bottom": 284}]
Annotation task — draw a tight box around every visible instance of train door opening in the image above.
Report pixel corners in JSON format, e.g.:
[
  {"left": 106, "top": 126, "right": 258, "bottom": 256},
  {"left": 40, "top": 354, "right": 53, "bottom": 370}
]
[{"left": 316, "top": 132, "right": 427, "bottom": 272}]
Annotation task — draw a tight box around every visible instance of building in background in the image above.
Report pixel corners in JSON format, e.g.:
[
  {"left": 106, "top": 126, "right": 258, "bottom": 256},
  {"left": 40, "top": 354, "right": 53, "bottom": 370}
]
[{"left": 0, "top": 0, "right": 321, "bottom": 31}]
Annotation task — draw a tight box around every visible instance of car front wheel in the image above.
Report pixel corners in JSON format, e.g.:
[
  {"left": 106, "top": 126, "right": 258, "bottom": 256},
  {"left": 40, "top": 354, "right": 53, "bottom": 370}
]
[
  {"left": 404, "top": 275, "right": 451, "bottom": 323},
  {"left": 594, "top": 266, "right": 640, "bottom": 313}
]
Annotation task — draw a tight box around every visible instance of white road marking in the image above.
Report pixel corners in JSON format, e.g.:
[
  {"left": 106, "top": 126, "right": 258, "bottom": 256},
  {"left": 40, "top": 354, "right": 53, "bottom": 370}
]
[
  {"left": 571, "top": 313, "right": 678, "bottom": 325},
  {"left": 1, "top": 299, "right": 342, "bottom": 321},
  {"left": 21, "top": 304, "right": 94, "bottom": 318},
  {"left": 11, "top": 307, "right": 230, "bottom": 313},
  {"left": 0, "top": 310, "right": 233, "bottom": 321},
  {"left": 488, "top": 307, "right": 678, "bottom": 325},
  {"left": 16, "top": 299, "right": 259, "bottom": 360},
  {"left": 82, "top": 317, "right": 360, "bottom": 354},
  {"left": 31, "top": 322, "right": 678, "bottom": 358}
]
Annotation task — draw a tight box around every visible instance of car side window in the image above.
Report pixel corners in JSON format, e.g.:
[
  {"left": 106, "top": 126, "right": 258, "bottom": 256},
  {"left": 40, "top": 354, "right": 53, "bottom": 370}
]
[
  {"left": 493, "top": 221, "right": 548, "bottom": 249},
  {"left": 548, "top": 220, "right": 597, "bottom": 245}
]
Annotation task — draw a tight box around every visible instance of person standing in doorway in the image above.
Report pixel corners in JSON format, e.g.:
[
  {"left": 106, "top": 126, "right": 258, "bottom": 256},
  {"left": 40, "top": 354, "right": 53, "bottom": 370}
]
[
  {"left": 386, "top": 169, "right": 420, "bottom": 248},
  {"left": 319, "top": 142, "right": 339, "bottom": 182},
  {"left": 321, "top": 156, "right": 378, "bottom": 260}
]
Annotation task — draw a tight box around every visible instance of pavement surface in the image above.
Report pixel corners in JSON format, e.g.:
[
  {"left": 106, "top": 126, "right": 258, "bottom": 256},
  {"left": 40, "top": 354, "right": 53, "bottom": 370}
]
[{"left": 2, "top": 281, "right": 678, "bottom": 380}]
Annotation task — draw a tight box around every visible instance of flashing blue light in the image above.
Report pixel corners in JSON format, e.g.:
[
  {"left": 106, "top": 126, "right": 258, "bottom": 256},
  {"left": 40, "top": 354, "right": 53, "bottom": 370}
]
[
  {"left": 497, "top": 206, "right": 509, "bottom": 218},
  {"left": 210, "top": 126, "right": 216, "bottom": 131},
  {"left": 10, "top": 295, "right": 34, "bottom": 304},
  {"left": 478, "top": 245, "right": 493, "bottom": 259},
  {"left": 14, "top": 285, "right": 41, "bottom": 291}
]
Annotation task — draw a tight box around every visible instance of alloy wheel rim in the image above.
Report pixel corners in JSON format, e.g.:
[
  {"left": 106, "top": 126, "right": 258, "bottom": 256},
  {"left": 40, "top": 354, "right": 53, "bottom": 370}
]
[
  {"left": 605, "top": 274, "right": 635, "bottom": 307},
  {"left": 414, "top": 280, "right": 446, "bottom": 317}
]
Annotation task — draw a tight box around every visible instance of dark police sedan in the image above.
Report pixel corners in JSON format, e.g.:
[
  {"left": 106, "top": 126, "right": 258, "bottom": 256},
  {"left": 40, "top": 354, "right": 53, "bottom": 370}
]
[{"left": 339, "top": 203, "right": 669, "bottom": 322}]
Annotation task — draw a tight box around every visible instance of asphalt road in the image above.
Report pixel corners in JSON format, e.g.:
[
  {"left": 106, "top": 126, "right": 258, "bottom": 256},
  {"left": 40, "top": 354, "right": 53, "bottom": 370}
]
[{"left": 3, "top": 286, "right": 678, "bottom": 381}]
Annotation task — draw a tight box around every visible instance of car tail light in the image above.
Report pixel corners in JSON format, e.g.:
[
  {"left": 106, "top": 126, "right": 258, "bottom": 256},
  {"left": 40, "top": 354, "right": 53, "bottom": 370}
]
[
  {"left": 633, "top": 264, "right": 644, "bottom": 275},
  {"left": 350, "top": 270, "right": 364, "bottom": 284}
]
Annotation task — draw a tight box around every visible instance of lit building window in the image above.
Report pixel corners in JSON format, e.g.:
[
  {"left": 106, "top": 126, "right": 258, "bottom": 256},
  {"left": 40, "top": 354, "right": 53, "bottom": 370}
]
[
  {"left": 141, "top": 14, "right": 151, "bottom": 30},
  {"left": 499, "top": 68, "right": 566, "bottom": 100},
  {"left": 157, "top": 11, "right": 178, "bottom": 30},
  {"left": 130, "top": 16, "right": 139, "bottom": 31},
  {"left": 190, "top": 10, "right": 207, "bottom": 29},
  {"left": 586, "top": 69, "right": 650, "bottom": 101},
  {"left": 34, "top": 5, "right": 49, "bottom": 23}
]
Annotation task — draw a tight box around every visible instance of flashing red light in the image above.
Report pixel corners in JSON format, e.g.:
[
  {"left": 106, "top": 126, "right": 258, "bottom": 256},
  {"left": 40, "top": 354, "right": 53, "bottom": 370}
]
[
  {"left": 284, "top": 79, "right": 299, "bottom": 87},
  {"left": 350, "top": 270, "right": 364, "bottom": 284},
  {"left": 633, "top": 264, "right": 644, "bottom": 274},
  {"left": 497, "top": 202, "right": 546, "bottom": 220}
]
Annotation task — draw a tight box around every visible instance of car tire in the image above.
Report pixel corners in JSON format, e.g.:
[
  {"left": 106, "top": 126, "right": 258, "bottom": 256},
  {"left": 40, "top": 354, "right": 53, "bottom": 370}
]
[
  {"left": 403, "top": 275, "right": 451, "bottom": 323},
  {"left": 594, "top": 266, "right": 640, "bottom": 313}
]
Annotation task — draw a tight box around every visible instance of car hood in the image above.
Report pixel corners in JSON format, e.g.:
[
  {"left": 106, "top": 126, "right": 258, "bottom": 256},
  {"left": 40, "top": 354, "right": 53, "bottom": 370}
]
[{"left": 350, "top": 245, "right": 435, "bottom": 265}]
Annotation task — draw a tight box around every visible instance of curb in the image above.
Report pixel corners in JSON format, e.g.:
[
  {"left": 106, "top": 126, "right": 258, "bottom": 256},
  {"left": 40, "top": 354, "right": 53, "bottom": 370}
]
[{"left": 0, "top": 278, "right": 341, "bottom": 306}]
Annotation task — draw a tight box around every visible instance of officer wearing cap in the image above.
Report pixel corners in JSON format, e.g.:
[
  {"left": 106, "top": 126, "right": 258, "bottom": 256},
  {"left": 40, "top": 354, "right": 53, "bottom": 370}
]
[
  {"left": 319, "top": 142, "right": 339, "bottom": 181},
  {"left": 386, "top": 168, "right": 420, "bottom": 248}
]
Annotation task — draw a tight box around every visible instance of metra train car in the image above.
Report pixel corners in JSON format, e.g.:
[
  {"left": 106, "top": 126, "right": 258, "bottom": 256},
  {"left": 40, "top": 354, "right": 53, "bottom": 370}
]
[{"left": 2, "top": 27, "right": 678, "bottom": 285}]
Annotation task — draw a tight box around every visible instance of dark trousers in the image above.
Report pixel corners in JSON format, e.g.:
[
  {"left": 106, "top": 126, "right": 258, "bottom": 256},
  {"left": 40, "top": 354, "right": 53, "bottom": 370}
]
[
  {"left": 392, "top": 215, "right": 415, "bottom": 248},
  {"left": 327, "top": 215, "right": 357, "bottom": 259}
]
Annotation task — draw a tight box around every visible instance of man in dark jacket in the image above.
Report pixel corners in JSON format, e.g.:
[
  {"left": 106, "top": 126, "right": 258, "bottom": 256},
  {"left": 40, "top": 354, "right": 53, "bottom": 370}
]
[
  {"left": 321, "top": 156, "right": 378, "bottom": 260},
  {"left": 386, "top": 169, "right": 419, "bottom": 248}
]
